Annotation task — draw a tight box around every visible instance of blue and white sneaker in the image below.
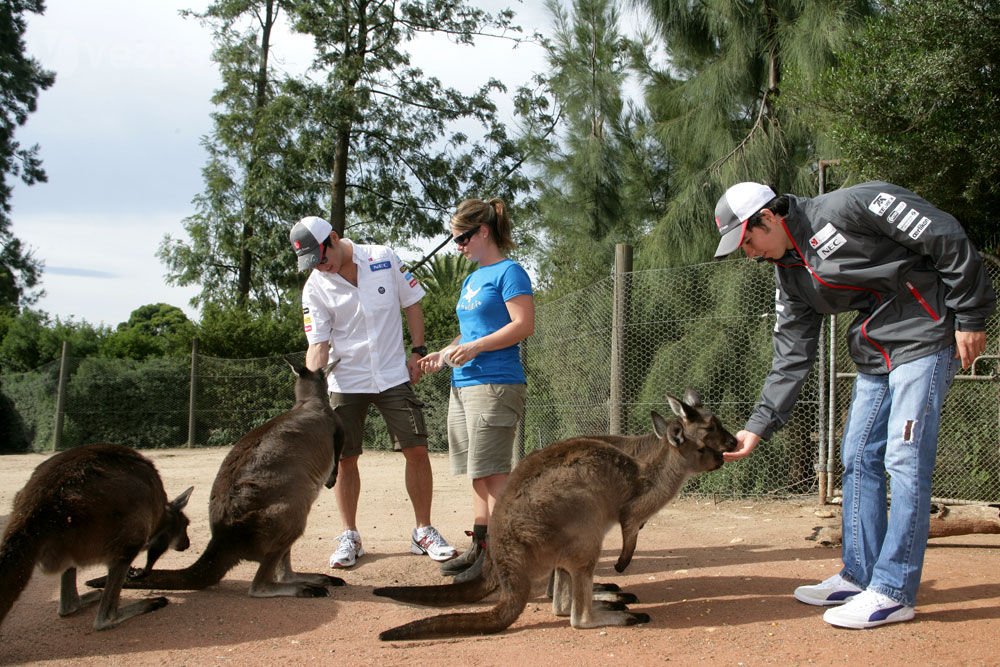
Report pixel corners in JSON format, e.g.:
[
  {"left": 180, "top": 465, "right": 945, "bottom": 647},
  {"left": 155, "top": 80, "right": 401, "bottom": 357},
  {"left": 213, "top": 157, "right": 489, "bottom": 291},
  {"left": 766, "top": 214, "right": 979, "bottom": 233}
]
[
  {"left": 793, "top": 573, "right": 862, "bottom": 606},
  {"left": 823, "top": 589, "right": 915, "bottom": 629}
]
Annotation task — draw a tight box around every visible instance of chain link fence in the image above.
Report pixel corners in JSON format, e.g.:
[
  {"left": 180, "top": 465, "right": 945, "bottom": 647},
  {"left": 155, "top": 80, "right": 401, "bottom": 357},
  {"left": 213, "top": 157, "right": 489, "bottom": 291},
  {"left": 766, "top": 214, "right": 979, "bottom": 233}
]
[{"left": 3, "top": 258, "right": 998, "bottom": 502}]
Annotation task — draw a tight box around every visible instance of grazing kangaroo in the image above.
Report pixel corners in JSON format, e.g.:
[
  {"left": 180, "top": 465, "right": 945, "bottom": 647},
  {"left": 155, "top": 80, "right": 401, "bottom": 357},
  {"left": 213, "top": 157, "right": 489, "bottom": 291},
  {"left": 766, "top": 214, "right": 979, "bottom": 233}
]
[
  {"left": 88, "top": 360, "right": 346, "bottom": 598},
  {"left": 374, "top": 391, "right": 737, "bottom": 640},
  {"left": 0, "top": 444, "right": 194, "bottom": 632}
]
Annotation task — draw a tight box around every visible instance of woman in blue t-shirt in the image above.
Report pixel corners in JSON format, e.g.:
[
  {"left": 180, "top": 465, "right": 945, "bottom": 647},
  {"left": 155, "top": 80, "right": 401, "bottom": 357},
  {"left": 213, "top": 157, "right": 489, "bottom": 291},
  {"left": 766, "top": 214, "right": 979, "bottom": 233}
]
[{"left": 418, "top": 197, "right": 534, "bottom": 581}]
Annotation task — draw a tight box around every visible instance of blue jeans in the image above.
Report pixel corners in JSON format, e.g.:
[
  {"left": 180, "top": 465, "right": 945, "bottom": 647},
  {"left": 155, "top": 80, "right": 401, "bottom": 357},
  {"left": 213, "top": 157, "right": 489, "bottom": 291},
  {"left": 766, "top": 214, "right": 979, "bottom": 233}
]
[{"left": 839, "top": 346, "right": 958, "bottom": 607}]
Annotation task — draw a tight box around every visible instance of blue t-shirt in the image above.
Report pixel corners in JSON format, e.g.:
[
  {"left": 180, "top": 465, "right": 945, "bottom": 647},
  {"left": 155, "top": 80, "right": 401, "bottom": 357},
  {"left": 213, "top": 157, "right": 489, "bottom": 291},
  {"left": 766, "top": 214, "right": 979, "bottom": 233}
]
[{"left": 452, "top": 258, "right": 533, "bottom": 387}]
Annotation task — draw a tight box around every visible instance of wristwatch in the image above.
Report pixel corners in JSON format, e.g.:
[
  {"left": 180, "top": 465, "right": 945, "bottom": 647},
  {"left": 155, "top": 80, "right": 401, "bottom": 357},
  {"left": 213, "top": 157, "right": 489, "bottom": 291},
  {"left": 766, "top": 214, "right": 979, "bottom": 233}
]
[{"left": 410, "top": 345, "right": 428, "bottom": 356}]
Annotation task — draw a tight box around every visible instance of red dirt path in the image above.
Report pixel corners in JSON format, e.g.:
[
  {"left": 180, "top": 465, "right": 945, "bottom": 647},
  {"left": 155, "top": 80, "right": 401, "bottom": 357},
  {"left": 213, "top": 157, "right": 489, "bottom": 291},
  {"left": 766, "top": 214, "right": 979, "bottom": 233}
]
[{"left": 1, "top": 447, "right": 997, "bottom": 666}]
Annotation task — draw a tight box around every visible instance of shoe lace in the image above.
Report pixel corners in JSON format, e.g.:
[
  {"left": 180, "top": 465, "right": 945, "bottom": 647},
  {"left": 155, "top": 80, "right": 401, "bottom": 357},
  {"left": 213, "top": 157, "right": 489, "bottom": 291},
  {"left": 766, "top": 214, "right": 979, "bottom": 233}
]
[
  {"left": 337, "top": 533, "right": 359, "bottom": 553},
  {"left": 417, "top": 526, "right": 446, "bottom": 547}
]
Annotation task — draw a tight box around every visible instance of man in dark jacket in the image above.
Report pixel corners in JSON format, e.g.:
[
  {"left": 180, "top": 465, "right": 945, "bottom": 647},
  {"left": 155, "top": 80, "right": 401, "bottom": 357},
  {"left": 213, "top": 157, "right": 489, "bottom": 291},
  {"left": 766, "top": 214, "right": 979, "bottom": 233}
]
[{"left": 713, "top": 181, "right": 995, "bottom": 629}]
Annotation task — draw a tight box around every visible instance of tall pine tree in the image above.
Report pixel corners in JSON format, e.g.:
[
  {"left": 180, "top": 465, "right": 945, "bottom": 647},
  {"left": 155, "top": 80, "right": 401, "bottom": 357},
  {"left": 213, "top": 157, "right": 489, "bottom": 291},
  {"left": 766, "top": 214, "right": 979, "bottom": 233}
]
[
  {"left": 0, "top": 0, "right": 54, "bottom": 312},
  {"left": 634, "top": 0, "right": 875, "bottom": 265}
]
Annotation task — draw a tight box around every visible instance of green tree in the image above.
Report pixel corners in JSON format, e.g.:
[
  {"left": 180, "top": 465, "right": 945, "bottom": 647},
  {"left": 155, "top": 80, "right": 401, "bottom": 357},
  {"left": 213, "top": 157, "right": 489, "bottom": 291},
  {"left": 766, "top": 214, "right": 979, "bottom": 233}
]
[
  {"left": 288, "top": 1, "right": 532, "bottom": 242},
  {"left": 160, "top": 0, "right": 535, "bottom": 313},
  {"left": 528, "top": 0, "right": 669, "bottom": 297},
  {"left": 813, "top": 0, "right": 1000, "bottom": 252},
  {"left": 0, "top": 0, "right": 55, "bottom": 312},
  {"left": 196, "top": 299, "right": 303, "bottom": 358},
  {"left": 0, "top": 309, "right": 107, "bottom": 372},
  {"left": 101, "top": 303, "right": 197, "bottom": 360},
  {"left": 633, "top": 0, "right": 875, "bottom": 266},
  {"left": 159, "top": 0, "right": 307, "bottom": 311}
]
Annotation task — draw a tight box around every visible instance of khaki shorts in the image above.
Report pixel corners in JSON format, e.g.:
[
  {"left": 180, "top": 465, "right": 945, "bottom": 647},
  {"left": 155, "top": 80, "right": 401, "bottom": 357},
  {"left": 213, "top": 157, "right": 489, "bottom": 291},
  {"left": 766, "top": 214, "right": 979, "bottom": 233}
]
[
  {"left": 329, "top": 382, "right": 428, "bottom": 459},
  {"left": 447, "top": 383, "right": 526, "bottom": 479}
]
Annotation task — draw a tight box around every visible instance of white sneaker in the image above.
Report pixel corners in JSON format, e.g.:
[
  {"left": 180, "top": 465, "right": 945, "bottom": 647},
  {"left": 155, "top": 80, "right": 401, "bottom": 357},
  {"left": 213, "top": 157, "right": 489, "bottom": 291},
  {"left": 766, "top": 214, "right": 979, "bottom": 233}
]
[
  {"left": 794, "top": 573, "right": 863, "bottom": 606},
  {"left": 329, "top": 530, "right": 364, "bottom": 568},
  {"left": 823, "top": 589, "right": 915, "bottom": 629},
  {"left": 410, "top": 525, "right": 457, "bottom": 562}
]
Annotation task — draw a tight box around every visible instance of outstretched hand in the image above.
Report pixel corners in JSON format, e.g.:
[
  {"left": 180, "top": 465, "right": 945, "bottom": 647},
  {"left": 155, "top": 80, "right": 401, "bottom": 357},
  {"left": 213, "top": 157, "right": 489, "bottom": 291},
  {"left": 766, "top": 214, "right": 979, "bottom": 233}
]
[{"left": 723, "top": 430, "right": 761, "bottom": 461}]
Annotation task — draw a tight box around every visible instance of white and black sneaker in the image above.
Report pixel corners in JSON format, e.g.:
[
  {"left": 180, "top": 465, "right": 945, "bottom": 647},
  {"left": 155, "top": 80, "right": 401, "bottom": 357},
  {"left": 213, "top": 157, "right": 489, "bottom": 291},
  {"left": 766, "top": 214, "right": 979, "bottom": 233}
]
[
  {"left": 329, "top": 529, "right": 365, "bottom": 568},
  {"left": 823, "top": 590, "right": 915, "bottom": 629},
  {"left": 410, "top": 525, "right": 457, "bottom": 562}
]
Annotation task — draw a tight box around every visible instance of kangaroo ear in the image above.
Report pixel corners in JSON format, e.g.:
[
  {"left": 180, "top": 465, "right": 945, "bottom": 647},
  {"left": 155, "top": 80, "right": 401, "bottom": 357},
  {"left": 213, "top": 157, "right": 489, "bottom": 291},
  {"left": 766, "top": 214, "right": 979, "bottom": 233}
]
[
  {"left": 171, "top": 486, "right": 194, "bottom": 511},
  {"left": 682, "top": 388, "right": 703, "bottom": 408},
  {"left": 651, "top": 411, "right": 684, "bottom": 447},
  {"left": 651, "top": 410, "right": 668, "bottom": 438},
  {"left": 323, "top": 358, "right": 341, "bottom": 375},
  {"left": 666, "top": 394, "right": 699, "bottom": 422}
]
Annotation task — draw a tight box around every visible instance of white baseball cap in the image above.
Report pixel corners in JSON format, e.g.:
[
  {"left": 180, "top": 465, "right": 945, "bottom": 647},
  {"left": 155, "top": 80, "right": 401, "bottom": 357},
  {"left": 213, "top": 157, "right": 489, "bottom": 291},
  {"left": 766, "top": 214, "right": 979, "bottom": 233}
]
[
  {"left": 713, "top": 182, "right": 777, "bottom": 257},
  {"left": 290, "top": 216, "right": 333, "bottom": 271}
]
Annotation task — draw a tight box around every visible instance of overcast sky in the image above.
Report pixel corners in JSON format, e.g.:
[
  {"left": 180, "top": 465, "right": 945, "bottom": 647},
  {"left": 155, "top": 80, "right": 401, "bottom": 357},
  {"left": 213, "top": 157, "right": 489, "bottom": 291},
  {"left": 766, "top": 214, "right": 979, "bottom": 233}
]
[{"left": 11, "top": 0, "right": 553, "bottom": 327}]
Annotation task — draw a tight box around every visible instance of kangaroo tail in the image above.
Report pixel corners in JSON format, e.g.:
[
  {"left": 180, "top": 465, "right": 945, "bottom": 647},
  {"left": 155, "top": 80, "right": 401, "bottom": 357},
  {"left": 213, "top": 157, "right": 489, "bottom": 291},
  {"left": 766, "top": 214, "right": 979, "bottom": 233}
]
[
  {"left": 0, "top": 524, "right": 42, "bottom": 628},
  {"left": 378, "top": 579, "right": 530, "bottom": 641},
  {"left": 372, "top": 572, "right": 495, "bottom": 607},
  {"left": 86, "top": 538, "right": 241, "bottom": 591}
]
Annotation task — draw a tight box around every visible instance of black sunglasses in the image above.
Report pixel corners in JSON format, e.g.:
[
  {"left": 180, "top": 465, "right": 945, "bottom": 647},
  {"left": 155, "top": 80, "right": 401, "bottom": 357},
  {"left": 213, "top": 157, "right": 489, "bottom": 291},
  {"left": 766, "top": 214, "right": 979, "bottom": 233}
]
[{"left": 453, "top": 228, "right": 477, "bottom": 246}]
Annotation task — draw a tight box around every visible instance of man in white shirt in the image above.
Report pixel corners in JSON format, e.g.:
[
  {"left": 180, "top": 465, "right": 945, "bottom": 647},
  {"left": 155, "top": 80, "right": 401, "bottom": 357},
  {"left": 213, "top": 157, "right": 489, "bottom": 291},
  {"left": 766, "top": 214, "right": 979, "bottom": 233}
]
[{"left": 290, "top": 216, "right": 456, "bottom": 568}]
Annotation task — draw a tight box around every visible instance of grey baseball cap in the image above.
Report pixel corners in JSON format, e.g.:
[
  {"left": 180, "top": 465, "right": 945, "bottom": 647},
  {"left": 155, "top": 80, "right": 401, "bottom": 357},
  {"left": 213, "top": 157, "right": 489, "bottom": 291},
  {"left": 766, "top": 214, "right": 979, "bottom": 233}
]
[
  {"left": 290, "top": 216, "right": 333, "bottom": 271},
  {"left": 714, "top": 182, "right": 777, "bottom": 257}
]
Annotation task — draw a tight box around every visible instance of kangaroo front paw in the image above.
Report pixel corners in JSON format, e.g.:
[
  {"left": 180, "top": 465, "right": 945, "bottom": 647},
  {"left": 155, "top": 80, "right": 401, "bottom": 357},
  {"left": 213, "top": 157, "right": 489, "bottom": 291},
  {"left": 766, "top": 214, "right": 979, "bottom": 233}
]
[
  {"left": 324, "top": 575, "right": 346, "bottom": 587},
  {"left": 149, "top": 596, "right": 169, "bottom": 611}
]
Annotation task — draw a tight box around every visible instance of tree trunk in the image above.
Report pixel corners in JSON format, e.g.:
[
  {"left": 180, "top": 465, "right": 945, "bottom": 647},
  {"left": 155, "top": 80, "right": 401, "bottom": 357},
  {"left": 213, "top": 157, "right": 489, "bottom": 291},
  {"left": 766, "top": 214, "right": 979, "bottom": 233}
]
[
  {"left": 810, "top": 504, "right": 1000, "bottom": 546},
  {"left": 330, "top": 127, "right": 350, "bottom": 237},
  {"left": 238, "top": 0, "right": 276, "bottom": 306}
]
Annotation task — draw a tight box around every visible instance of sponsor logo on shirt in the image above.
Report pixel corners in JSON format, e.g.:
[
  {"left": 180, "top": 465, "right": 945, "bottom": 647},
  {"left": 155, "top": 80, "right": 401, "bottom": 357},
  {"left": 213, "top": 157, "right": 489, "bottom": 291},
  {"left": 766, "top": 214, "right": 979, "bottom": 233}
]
[
  {"left": 910, "top": 217, "right": 931, "bottom": 239},
  {"left": 868, "top": 193, "right": 896, "bottom": 216},
  {"left": 458, "top": 283, "right": 483, "bottom": 311},
  {"left": 817, "top": 233, "right": 848, "bottom": 259},
  {"left": 887, "top": 202, "right": 907, "bottom": 223},
  {"left": 302, "top": 307, "right": 310, "bottom": 315},
  {"left": 897, "top": 209, "right": 920, "bottom": 232},
  {"left": 809, "top": 223, "right": 837, "bottom": 249},
  {"left": 409, "top": 278, "right": 418, "bottom": 288},
  {"left": 403, "top": 272, "right": 413, "bottom": 281},
  {"left": 378, "top": 286, "right": 386, "bottom": 294},
  {"left": 369, "top": 261, "right": 392, "bottom": 271}
]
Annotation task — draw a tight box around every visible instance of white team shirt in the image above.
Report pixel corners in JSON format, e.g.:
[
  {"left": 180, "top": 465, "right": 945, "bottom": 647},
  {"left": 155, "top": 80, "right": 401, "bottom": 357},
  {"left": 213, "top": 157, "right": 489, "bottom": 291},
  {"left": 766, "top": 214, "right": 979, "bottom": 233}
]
[{"left": 301, "top": 242, "right": 425, "bottom": 393}]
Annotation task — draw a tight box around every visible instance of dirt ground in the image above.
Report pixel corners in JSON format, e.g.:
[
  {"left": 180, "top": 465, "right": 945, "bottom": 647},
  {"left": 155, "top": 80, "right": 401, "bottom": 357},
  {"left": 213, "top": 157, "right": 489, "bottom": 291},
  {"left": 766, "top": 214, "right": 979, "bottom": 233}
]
[{"left": 0, "top": 447, "right": 998, "bottom": 667}]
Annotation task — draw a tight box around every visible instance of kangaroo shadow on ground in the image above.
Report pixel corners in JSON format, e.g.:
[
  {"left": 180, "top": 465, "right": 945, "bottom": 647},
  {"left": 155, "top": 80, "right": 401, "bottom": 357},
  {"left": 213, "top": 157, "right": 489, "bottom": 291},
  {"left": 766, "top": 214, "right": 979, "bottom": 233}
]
[
  {"left": 0, "top": 570, "right": 347, "bottom": 663},
  {"left": 599, "top": 541, "right": 839, "bottom": 577}
]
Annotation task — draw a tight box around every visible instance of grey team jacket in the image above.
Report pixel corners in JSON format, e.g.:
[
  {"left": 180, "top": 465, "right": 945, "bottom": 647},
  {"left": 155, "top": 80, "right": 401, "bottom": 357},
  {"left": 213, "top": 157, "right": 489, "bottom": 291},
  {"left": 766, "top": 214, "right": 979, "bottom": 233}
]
[{"left": 746, "top": 181, "right": 996, "bottom": 440}]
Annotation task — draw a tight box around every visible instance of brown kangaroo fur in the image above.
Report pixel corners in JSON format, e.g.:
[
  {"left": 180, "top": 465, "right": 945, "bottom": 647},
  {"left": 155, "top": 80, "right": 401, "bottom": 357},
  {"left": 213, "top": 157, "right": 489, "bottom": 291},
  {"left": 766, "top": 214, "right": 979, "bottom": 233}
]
[
  {"left": 87, "top": 361, "right": 346, "bottom": 598},
  {"left": 373, "top": 391, "right": 737, "bottom": 640},
  {"left": 0, "top": 444, "right": 194, "bottom": 632}
]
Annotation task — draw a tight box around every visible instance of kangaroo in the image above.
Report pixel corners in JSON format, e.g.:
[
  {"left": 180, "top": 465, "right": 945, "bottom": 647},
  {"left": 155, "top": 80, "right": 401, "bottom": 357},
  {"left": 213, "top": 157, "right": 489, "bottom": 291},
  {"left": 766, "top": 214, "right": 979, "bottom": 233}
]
[
  {"left": 373, "top": 392, "right": 737, "bottom": 640},
  {"left": 88, "top": 360, "right": 347, "bottom": 598},
  {"left": 0, "top": 443, "right": 194, "bottom": 632}
]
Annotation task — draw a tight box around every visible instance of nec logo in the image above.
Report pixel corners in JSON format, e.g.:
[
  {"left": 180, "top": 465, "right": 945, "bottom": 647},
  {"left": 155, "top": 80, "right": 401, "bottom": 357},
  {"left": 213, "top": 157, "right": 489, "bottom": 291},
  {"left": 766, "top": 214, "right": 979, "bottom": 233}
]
[{"left": 817, "top": 233, "right": 847, "bottom": 259}]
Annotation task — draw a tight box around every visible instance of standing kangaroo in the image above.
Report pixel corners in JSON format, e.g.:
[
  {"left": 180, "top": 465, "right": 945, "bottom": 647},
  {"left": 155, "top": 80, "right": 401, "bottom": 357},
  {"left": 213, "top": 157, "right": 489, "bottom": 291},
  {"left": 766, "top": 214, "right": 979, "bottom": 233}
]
[
  {"left": 374, "top": 391, "right": 738, "bottom": 640},
  {"left": 88, "top": 361, "right": 346, "bottom": 598},
  {"left": 0, "top": 444, "right": 194, "bottom": 632}
]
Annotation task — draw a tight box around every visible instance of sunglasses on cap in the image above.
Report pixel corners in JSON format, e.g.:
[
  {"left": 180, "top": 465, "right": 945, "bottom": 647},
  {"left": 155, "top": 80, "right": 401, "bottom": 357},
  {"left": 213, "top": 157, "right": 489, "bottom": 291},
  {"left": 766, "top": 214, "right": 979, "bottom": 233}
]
[{"left": 453, "top": 228, "right": 477, "bottom": 246}]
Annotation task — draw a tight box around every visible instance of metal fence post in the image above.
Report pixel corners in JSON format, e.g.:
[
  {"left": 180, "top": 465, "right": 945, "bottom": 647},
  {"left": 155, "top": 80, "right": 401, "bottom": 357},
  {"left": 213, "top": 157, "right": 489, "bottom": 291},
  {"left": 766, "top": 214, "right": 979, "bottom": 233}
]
[
  {"left": 610, "top": 243, "right": 633, "bottom": 435},
  {"left": 52, "top": 340, "right": 69, "bottom": 451},
  {"left": 188, "top": 338, "right": 199, "bottom": 447}
]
